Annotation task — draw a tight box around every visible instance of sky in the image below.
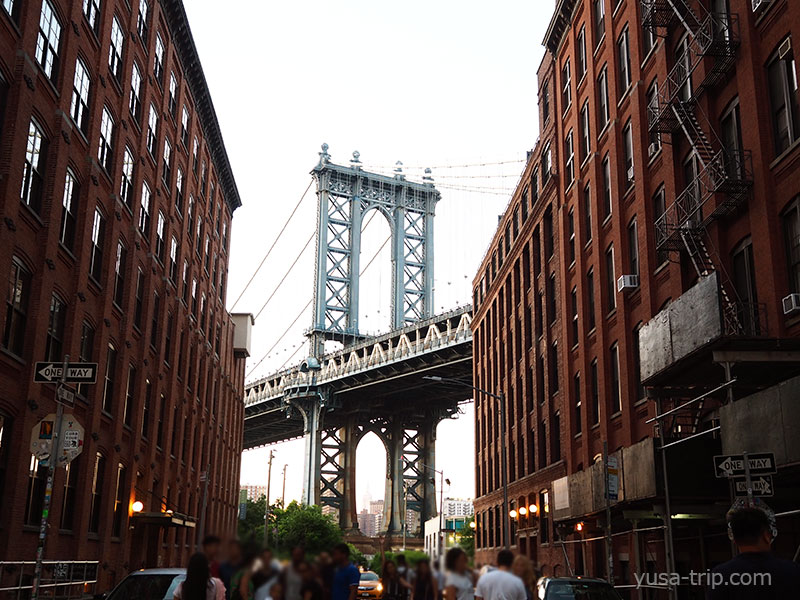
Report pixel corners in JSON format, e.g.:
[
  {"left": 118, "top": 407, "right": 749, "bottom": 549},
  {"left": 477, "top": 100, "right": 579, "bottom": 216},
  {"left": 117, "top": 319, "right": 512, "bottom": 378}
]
[{"left": 183, "top": 0, "right": 556, "bottom": 511}]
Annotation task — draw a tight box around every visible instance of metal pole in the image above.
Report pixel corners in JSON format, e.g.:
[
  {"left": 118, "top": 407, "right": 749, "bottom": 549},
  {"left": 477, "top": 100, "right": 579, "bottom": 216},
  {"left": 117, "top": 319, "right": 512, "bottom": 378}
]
[
  {"left": 32, "top": 355, "right": 69, "bottom": 600},
  {"left": 742, "top": 451, "right": 754, "bottom": 506},
  {"left": 264, "top": 449, "right": 274, "bottom": 547},
  {"left": 439, "top": 472, "right": 444, "bottom": 561},
  {"left": 656, "top": 399, "right": 678, "bottom": 600},
  {"left": 603, "top": 442, "right": 614, "bottom": 585},
  {"left": 499, "top": 392, "right": 510, "bottom": 550},
  {"left": 403, "top": 483, "right": 408, "bottom": 551},
  {"left": 197, "top": 464, "right": 211, "bottom": 551},
  {"left": 281, "top": 464, "right": 287, "bottom": 507}
]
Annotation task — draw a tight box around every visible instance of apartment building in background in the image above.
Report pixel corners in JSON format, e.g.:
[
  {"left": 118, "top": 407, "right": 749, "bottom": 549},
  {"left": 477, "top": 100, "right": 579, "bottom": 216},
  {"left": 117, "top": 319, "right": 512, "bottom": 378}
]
[
  {"left": 0, "top": 0, "right": 249, "bottom": 589},
  {"left": 241, "top": 485, "right": 268, "bottom": 502},
  {"left": 472, "top": 0, "right": 800, "bottom": 591}
]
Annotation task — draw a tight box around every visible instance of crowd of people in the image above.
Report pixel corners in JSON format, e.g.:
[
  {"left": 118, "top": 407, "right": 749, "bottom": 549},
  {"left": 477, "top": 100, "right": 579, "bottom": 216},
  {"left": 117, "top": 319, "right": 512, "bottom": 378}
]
[{"left": 169, "top": 535, "right": 541, "bottom": 600}]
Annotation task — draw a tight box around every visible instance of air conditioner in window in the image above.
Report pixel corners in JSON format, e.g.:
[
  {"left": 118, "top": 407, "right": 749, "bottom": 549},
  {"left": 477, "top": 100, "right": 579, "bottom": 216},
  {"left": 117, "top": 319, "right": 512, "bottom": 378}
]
[
  {"left": 627, "top": 166, "right": 635, "bottom": 182},
  {"left": 751, "top": 0, "right": 772, "bottom": 12},
  {"left": 617, "top": 274, "right": 640, "bottom": 292},
  {"left": 648, "top": 143, "right": 660, "bottom": 157},
  {"left": 782, "top": 293, "right": 800, "bottom": 315}
]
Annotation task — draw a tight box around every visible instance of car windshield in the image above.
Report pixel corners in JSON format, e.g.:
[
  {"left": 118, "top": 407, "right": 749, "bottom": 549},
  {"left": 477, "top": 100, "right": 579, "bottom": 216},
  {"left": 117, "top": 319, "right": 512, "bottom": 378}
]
[
  {"left": 109, "top": 574, "right": 185, "bottom": 600},
  {"left": 361, "top": 573, "right": 379, "bottom": 581},
  {"left": 545, "top": 581, "right": 621, "bottom": 600}
]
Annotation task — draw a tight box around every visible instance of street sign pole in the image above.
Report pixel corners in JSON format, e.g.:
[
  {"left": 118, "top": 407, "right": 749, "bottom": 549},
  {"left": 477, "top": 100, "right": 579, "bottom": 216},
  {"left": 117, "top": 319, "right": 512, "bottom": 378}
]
[
  {"left": 32, "top": 355, "right": 69, "bottom": 600},
  {"left": 742, "top": 451, "right": 754, "bottom": 506},
  {"left": 602, "top": 442, "right": 614, "bottom": 585}
]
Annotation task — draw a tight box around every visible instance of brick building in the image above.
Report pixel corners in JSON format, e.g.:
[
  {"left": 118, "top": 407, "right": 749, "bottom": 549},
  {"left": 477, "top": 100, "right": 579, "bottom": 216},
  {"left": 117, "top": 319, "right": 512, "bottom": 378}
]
[
  {"left": 472, "top": 0, "right": 800, "bottom": 592},
  {"left": 0, "top": 0, "right": 250, "bottom": 588}
]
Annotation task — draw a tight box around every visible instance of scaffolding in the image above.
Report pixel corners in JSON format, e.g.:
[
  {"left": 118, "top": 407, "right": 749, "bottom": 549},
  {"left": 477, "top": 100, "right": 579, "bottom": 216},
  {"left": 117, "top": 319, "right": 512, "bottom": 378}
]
[{"left": 0, "top": 561, "right": 98, "bottom": 600}]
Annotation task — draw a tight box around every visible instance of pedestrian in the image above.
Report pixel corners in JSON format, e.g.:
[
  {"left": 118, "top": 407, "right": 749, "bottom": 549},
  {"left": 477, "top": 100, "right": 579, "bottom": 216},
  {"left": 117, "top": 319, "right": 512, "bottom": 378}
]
[
  {"left": 203, "top": 535, "right": 223, "bottom": 579},
  {"left": 315, "top": 552, "right": 335, "bottom": 600},
  {"left": 220, "top": 540, "right": 244, "bottom": 600},
  {"left": 330, "top": 543, "right": 361, "bottom": 600},
  {"left": 510, "top": 556, "right": 534, "bottom": 600},
  {"left": 396, "top": 554, "right": 413, "bottom": 585},
  {"left": 432, "top": 560, "right": 446, "bottom": 600},
  {"left": 413, "top": 559, "right": 438, "bottom": 600},
  {"left": 173, "top": 552, "right": 226, "bottom": 600},
  {"left": 443, "top": 548, "right": 474, "bottom": 600},
  {"left": 298, "top": 560, "right": 324, "bottom": 600},
  {"left": 254, "top": 548, "right": 281, "bottom": 600},
  {"left": 377, "top": 536, "right": 412, "bottom": 600},
  {"left": 231, "top": 549, "right": 260, "bottom": 600},
  {"left": 284, "top": 546, "right": 306, "bottom": 600},
  {"left": 706, "top": 505, "right": 800, "bottom": 599},
  {"left": 474, "top": 550, "right": 526, "bottom": 600}
]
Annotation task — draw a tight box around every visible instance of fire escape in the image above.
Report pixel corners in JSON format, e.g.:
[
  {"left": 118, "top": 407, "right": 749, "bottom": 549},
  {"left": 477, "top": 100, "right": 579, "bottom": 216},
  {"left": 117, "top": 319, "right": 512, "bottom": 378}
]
[{"left": 642, "top": 0, "right": 755, "bottom": 439}]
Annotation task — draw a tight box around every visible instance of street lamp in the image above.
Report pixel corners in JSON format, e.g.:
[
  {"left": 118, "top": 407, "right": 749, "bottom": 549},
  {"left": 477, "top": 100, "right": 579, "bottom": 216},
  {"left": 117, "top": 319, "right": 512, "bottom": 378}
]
[{"left": 423, "top": 375, "right": 510, "bottom": 550}]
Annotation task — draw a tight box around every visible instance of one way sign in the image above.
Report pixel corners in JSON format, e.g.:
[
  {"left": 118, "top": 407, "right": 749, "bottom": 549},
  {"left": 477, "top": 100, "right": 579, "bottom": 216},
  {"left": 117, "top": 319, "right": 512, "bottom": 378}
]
[
  {"left": 733, "top": 476, "right": 774, "bottom": 497},
  {"left": 34, "top": 362, "right": 98, "bottom": 384},
  {"left": 713, "top": 453, "right": 776, "bottom": 478}
]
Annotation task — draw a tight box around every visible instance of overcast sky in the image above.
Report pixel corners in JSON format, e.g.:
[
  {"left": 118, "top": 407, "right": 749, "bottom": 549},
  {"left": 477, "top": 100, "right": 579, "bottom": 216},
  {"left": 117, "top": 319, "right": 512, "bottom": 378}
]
[{"left": 184, "top": 0, "right": 555, "bottom": 512}]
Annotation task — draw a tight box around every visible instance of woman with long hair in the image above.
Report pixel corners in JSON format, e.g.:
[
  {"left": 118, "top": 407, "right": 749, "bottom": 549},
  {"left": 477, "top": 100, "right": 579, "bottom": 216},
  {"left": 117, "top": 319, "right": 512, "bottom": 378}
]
[
  {"left": 381, "top": 560, "right": 412, "bottom": 600},
  {"left": 413, "top": 559, "right": 438, "bottom": 600},
  {"left": 443, "top": 548, "right": 473, "bottom": 600},
  {"left": 173, "top": 553, "right": 226, "bottom": 600},
  {"left": 511, "top": 555, "right": 534, "bottom": 600}
]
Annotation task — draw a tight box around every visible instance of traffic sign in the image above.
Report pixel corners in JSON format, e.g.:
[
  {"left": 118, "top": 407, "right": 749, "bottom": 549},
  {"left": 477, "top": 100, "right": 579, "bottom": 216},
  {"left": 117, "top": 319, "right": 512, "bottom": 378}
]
[
  {"left": 607, "top": 456, "right": 620, "bottom": 501},
  {"left": 56, "top": 385, "right": 76, "bottom": 407},
  {"left": 713, "top": 453, "right": 776, "bottom": 478},
  {"left": 733, "top": 475, "right": 774, "bottom": 497},
  {"left": 29, "top": 414, "right": 84, "bottom": 465},
  {"left": 34, "top": 362, "right": 98, "bottom": 384}
]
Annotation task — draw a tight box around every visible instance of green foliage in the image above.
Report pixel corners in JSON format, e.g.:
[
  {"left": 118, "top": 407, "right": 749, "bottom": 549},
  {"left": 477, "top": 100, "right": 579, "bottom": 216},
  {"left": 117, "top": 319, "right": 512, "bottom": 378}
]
[
  {"left": 369, "top": 550, "right": 430, "bottom": 575},
  {"left": 237, "top": 495, "right": 267, "bottom": 545},
  {"left": 460, "top": 518, "right": 475, "bottom": 562},
  {"left": 271, "top": 501, "right": 343, "bottom": 555},
  {"left": 348, "top": 543, "right": 367, "bottom": 568}
]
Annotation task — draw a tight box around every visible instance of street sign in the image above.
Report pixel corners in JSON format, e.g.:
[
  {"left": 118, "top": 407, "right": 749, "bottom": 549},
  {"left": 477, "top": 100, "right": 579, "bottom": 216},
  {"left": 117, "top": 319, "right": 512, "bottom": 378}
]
[
  {"left": 607, "top": 456, "right": 620, "bottom": 501},
  {"left": 34, "top": 362, "right": 98, "bottom": 384},
  {"left": 733, "top": 475, "right": 774, "bottom": 497},
  {"left": 29, "top": 414, "right": 84, "bottom": 465},
  {"left": 713, "top": 453, "right": 777, "bottom": 478},
  {"left": 56, "top": 385, "right": 76, "bottom": 407}
]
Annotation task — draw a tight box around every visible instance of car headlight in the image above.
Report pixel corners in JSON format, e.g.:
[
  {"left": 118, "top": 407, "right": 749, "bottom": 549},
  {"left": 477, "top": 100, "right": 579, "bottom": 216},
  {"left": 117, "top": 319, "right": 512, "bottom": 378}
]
[{"left": 377, "top": 584, "right": 383, "bottom": 592}]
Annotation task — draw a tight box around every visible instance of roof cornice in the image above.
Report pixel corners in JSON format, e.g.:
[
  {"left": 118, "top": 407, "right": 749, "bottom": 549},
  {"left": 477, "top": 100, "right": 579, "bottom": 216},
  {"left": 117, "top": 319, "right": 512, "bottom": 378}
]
[
  {"left": 159, "top": 0, "right": 242, "bottom": 213},
  {"left": 543, "top": 0, "right": 579, "bottom": 55}
]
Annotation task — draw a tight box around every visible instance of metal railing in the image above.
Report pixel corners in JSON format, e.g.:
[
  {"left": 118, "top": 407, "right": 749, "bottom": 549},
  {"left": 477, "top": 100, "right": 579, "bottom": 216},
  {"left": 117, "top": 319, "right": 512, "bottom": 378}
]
[
  {"left": 726, "top": 301, "right": 768, "bottom": 337},
  {"left": 0, "top": 561, "right": 98, "bottom": 600}
]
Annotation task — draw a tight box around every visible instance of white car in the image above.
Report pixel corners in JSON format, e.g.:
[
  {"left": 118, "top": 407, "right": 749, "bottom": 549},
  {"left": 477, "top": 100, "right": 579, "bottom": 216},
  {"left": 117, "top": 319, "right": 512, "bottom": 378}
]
[{"left": 97, "top": 568, "right": 186, "bottom": 600}]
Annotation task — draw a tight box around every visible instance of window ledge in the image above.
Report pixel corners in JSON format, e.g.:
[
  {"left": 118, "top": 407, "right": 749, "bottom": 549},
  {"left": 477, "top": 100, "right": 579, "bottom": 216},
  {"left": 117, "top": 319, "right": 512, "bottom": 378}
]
[{"left": 769, "top": 138, "right": 800, "bottom": 173}]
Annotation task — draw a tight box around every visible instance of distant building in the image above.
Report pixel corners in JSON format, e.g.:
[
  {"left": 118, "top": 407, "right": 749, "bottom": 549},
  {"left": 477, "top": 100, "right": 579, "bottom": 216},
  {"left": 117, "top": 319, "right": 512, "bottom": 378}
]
[
  {"left": 358, "top": 508, "right": 381, "bottom": 538},
  {"left": 424, "top": 515, "right": 471, "bottom": 564},
  {"left": 241, "top": 485, "right": 268, "bottom": 502},
  {"left": 442, "top": 498, "right": 474, "bottom": 518}
]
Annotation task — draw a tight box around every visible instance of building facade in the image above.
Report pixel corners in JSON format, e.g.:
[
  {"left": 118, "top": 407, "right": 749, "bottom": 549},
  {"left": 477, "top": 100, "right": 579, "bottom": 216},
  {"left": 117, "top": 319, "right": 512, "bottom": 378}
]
[
  {"left": 442, "top": 498, "right": 474, "bottom": 518},
  {"left": 0, "top": 0, "right": 248, "bottom": 590},
  {"left": 472, "top": 0, "right": 800, "bottom": 592},
  {"left": 241, "top": 485, "right": 268, "bottom": 502}
]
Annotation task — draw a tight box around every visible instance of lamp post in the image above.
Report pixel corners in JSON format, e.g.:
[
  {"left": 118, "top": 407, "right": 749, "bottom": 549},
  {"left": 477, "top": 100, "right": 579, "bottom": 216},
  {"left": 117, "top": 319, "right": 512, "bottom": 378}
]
[
  {"left": 423, "top": 375, "right": 509, "bottom": 550},
  {"left": 419, "top": 462, "right": 450, "bottom": 563}
]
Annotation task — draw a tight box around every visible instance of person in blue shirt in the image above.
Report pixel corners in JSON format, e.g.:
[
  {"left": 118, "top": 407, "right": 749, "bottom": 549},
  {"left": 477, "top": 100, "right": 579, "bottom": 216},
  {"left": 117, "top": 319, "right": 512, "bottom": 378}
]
[{"left": 331, "top": 543, "right": 360, "bottom": 600}]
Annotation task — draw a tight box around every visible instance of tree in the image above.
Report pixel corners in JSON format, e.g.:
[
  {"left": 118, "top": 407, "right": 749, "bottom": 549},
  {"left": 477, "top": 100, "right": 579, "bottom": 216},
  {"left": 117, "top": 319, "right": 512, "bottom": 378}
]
[
  {"left": 237, "top": 495, "right": 267, "bottom": 544},
  {"left": 460, "top": 517, "right": 475, "bottom": 562},
  {"left": 272, "top": 501, "right": 343, "bottom": 556}
]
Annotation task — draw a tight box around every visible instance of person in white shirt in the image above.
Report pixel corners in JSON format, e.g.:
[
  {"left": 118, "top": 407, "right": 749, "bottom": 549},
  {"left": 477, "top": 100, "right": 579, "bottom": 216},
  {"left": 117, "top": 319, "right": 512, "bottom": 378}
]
[
  {"left": 474, "top": 551, "right": 526, "bottom": 600},
  {"left": 444, "top": 548, "right": 474, "bottom": 600}
]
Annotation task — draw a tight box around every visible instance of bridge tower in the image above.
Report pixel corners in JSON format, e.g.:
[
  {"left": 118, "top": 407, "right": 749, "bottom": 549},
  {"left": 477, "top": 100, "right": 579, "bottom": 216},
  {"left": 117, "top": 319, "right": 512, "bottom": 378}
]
[{"left": 291, "top": 145, "right": 443, "bottom": 536}]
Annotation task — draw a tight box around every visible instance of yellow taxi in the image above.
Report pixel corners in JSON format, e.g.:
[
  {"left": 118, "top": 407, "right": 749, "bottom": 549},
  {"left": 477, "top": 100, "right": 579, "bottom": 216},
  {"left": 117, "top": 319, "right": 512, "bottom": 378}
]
[{"left": 357, "top": 571, "right": 383, "bottom": 599}]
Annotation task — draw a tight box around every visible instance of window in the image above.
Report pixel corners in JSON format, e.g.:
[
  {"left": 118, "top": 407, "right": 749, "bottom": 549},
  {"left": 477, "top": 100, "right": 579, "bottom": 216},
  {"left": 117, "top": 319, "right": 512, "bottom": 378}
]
[
  {"left": 156, "top": 395, "right": 165, "bottom": 448},
  {"left": 76, "top": 322, "right": 94, "bottom": 398},
  {"left": 165, "top": 312, "right": 174, "bottom": 363},
  {"left": 577, "top": 25, "right": 587, "bottom": 80},
  {"left": 551, "top": 411, "right": 561, "bottom": 462},
  {"left": 191, "top": 278, "right": 198, "bottom": 317},
  {"left": 182, "top": 260, "right": 189, "bottom": 303},
  {"left": 192, "top": 137, "right": 199, "bottom": 174},
  {"left": 628, "top": 217, "right": 639, "bottom": 276},
  {"left": 21, "top": 120, "right": 47, "bottom": 213},
  {"left": 162, "top": 138, "right": 172, "bottom": 185},
  {"left": 24, "top": 456, "right": 47, "bottom": 525},
  {"left": 570, "top": 287, "right": 579, "bottom": 347},
  {"left": 36, "top": 0, "right": 61, "bottom": 80},
  {"left": 768, "top": 38, "right": 800, "bottom": 154},
  {"left": 113, "top": 240, "right": 126, "bottom": 307},
  {"left": 136, "top": 0, "right": 148, "bottom": 41},
  {"left": 618, "top": 28, "right": 631, "bottom": 95},
  {"left": 181, "top": 106, "right": 190, "bottom": 146},
  {"left": 2, "top": 0, "right": 18, "bottom": 20},
  {"left": 606, "top": 244, "right": 616, "bottom": 312},
  {"left": 154, "top": 33, "right": 164, "bottom": 85},
  {"left": 539, "top": 490, "right": 550, "bottom": 544},
  {"left": 547, "top": 274, "right": 556, "bottom": 324},
  {"left": 544, "top": 206, "right": 554, "bottom": 258},
  {"left": 565, "top": 130, "right": 574, "bottom": 185},
  {"left": 721, "top": 101, "right": 743, "bottom": 177},
  {"left": 542, "top": 142, "right": 552, "bottom": 183},
  {"left": 196, "top": 217, "right": 203, "bottom": 254},
  {"left": 98, "top": 107, "right": 115, "bottom": 172},
  {"left": 142, "top": 379, "right": 152, "bottom": 438},
  {"left": 187, "top": 196, "right": 195, "bottom": 246},
  {"left": 643, "top": 19, "right": 656, "bottom": 57},
  {"left": 175, "top": 167, "right": 184, "bottom": 213},
  {"left": 568, "top": 209, "right": 576, "bottom": 264},
  {"left": 147, "top": 103, "right": 158, "bottom": 155},
  {"left": 580, "top": 100, "right": 591, "bottom": 162},
  {"left": 607, "top": 343, "right": 621, "bottom": 414},
  {"left": 139, "top": 182, "right": 151, "bottom": 236},
  {"left": 71, "top": 58, "right": 91, "bottom": 133},
  {"left": 574, "top": 373, "right": 582, "bottom": 434},
  {"left": 222, "top": 221, "right": 228, "bottom": 252},
  {"left": 121, "top": 146, "right": 135, "bottom": 207},
  {"left": 89, "top": 208, "right": 105, "bottom": 281},
  {"left": 646, "top": 80, "right": 661, "bottom": 153},
  {"left": 591, "top": 359, "right": 600, "bottom": 424},
  {"left": 123, "top": 365, "right": 136, "bottom": 426},
  {"left": 622, "top": 120, "right": 633, "bottom": 185},
  {"left": 593, "top": 0, "right": 605, "bottom": 48},
  {"left": 587, "top": 268, "right": 596, "bottom": 331},
  {"left": 542, "top": 81, "right": 550, "bottom": 124},
  {"left": 59, "top": 169, "right": 79, "bottom": 250},
  {"left": 169, "top": 72, "right": 178, "bottom": 117},
  {"left": 0, "top": 72, "right": 8, "bottom": 137},
  {"left": 154, "top": 212, "right": 166, "bottom": 262},
  {"left": 676, "top": 35, "right": 693, "bottom": 102},
  {"left": 44, "top": 294, "right": 66, "bottom": 361},
  {"left": 602, "top": 154, "right": 612, "bottom": 218},
  {"left": 583, "top": 184, "right": 592, "bottom": 244},
  {"left": 82, "top": 0, "right": 100, "bottom": 32},
  {"left": 653, "top": 185, "right": 667, "bottom": 265},
  {"left": 60, "top": 456, "right": 80, "bottom": 530},
  {"left": 561, "top": 59, "right": 571, "bottom": 112},
  {"left": 129, "top": 62, "right": 142, "bottom": 121},
  {"left": 204, "top": 235, "right": 211, "bottom": 272},
  {"left": 88, "top": 452, "right": 106, "bottom": 533},
  {"left": 150, "top": 292, "right": 160, "bottom": 349},
  {"left": 219, "top": 270, "right": 226, "bottom": 302},
  {"left": 200, "top": 293, "right": 206, "bottom": 329},
  {"left": 597, "top": 67, "right": 609, "bottom": 131},
  {"left": 109, "top": 16, "right": 124, "bottom": 80},
  {"left": 200, "top": 160, "right": 208, "bottom": 196},
  {"left": 169, "top": 236, "right": 179, "bottom": 284},
  {"left": 633, "top": 324, "right": 644, "bottom": 401},
  {"left": 683, "top": 152, "right": 701, "bottom": 220},
  {"left": 133, "top": 268, "right": 144, "bottom": 328},
  {"left": 101, "top": 343, "right": 117, "bottom": 414},
  {"left": 783, "top": 199, "right": 800, "bottom": 293},
  {"left": 732, "top": 238, "right": 760, "bottom": 333},
  {"left": 111, "top": 463, "right": 127, "bottom": 537}
]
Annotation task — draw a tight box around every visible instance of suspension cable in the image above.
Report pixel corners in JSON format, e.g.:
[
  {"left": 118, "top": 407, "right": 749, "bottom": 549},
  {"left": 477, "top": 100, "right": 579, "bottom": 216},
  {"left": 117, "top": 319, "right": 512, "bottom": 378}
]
[{"left": 253, "top": 231, "right": 315, "bottom": 321}]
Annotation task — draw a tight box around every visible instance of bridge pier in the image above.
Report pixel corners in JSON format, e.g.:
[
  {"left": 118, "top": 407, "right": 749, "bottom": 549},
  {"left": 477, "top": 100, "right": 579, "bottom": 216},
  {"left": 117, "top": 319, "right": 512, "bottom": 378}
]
[{"left": 287, "top": 395, "right": 325, "bottom": 506}]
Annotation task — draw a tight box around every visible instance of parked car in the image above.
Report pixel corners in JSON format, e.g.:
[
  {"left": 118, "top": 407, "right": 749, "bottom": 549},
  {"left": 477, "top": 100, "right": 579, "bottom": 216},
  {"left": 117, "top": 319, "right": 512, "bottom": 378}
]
[
  {"left": 96, "top": 568, "right": 186, "bottom": 600},
  {"left": 535, "top": 577, "right": 623, "bottom": 599},
  {"left": 357, "top": 571, "right": 383, "bottom": 600}
]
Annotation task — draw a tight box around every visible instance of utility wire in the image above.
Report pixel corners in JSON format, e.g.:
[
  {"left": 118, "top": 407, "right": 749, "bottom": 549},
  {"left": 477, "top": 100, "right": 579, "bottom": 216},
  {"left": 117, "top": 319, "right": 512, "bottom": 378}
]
[
  {"left": 230, "top": 179, "right": 314, "bottom": 310},
  {"left": 253, "top": 231, "right": 315, "bottom": 321}
]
